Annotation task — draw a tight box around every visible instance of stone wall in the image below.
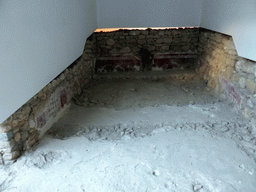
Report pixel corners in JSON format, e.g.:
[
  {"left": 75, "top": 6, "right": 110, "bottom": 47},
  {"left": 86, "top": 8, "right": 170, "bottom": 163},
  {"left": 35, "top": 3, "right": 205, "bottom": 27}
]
[
  {"left": 94, "top": 28, "right": 201, "bottom": 72},
  {"left": 198, "top": 28, "right": 238, "bottom": 93},
  {"left": 0, "top": 35, "right": 97, "bottom": 165},
  {"left": 1, "top": 28, "right": 256, "bottom": 164},
  {"left": 230, "top": 58, "right": 256, "bottom": 126},
  {"left": 220, "top": 58, "right": 256, "bottom": 156},
  {"left": 198, "top": 28, "right": 256, "bottom": 136}
]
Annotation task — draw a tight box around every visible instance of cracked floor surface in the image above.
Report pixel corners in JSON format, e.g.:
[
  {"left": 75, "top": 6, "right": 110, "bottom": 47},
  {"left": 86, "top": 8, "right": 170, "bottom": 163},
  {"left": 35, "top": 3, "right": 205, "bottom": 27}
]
[{"left": 1, "top": 77, "right": 256, "bottom": 192}]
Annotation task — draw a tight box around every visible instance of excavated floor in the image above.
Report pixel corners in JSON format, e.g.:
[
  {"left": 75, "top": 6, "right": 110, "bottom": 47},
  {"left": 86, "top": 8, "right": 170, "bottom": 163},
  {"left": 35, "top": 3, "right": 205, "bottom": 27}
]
[{"left": 1, "top": 72, "right": 256, "bottom": 192}]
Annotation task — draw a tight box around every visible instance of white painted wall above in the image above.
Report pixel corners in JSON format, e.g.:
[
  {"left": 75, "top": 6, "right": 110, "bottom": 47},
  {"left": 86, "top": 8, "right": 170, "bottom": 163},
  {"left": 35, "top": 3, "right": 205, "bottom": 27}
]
[
  {"left": 96, "top": 0, "right": 204, "bottom": 28},
  {"left": 0, "top": 0, "right": 97, "bottom": 123},
  {"left": 1, "top": 0, "right": 255, "bottom": 124},
  {"left": 200, "top": 0, "right": 256, "bottom": 61}
]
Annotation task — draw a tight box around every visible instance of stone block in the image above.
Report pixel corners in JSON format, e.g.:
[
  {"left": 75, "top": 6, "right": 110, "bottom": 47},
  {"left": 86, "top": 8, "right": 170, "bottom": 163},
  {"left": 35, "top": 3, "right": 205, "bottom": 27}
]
[
  {"left": 238, "top": 77, "right": 246, "bottom": 89},
  {"left": 220, "top": 93, "right": 227, "bottom": 100},
  {"left": 12, "top": 128, "right": 19, "bottom": 135},
  {"left": 52, "top": 79, "right": 58, "bottom": 87},
  {"left": 224, "top": 66, "right": 233, "bottom": 79},
  {"left": 37, "top": 90, "right": 44, "bottom": 98},
  {"left": 11, "top": 120, "right": 18, "bottom": 128},
  {"left": 105, "top": 33, "right": 112, "bottom": 36},
  {"left": 138, "top": 35, "right": 145, "bottom": 39},
  {"left": 246, "top": 79, "right": 256, "bottom": 93},
  {"left": 158, "top": 31, "right": 164, "bottom": 36},
  {"left": 147, "top": 35, "right": 156, "bottom": 39},
  {"left": 164, "top": 38, "right": 172, "bottom": 43},
  {"left": 147, "top": 39, "right": 155, "bottom": 45},
  {"left": 235, "top": 58, "right": 256, "bottom": 74},
  {"left": 106, "top": 39, "right": 115, "bottom": 45},
  {"left": 181, "top": 45, "right": 190, "bottom": 51},
  {"left": 129, "top": 31, "right": 137, "bottom": 36},
  {"left": 120, "top": 47, "right": 131, "bottom": 54},
  {"left": 28, "top": 139, "right": 36, "bottom": 146},
  {"left": 243, "top": 107, "right": 253, "bottom": 119},
  {"left": 109, "top": 48, "right": 118, "bottom": 54},
  {"left": 247, "top": 99, "right": 254, "bottom": 108},
  {"left": 227, "top": 50, "right": 238, "bottom": 56},
  {"left": 132, "top": 47, "right": 140, "bottom": 53},
  {"left": 149, "top": 30, "right": 158, "bottom": 35},
  {"left": 17, "top": 120, "right": 26, "bottom": 128},
  {"left": 0, "top": 125, "right": 11, "bottom": 133},
  {"left": 115, "top": 32, "right": 122, "bottom": 36},
  {"left": 148, "top": 46, "right": 156, "bottom": 51},
  {"left": 3, "top": 151, "right": 20, "bottom": 160},
  {"left": 42, "top": 85, "right": 48, "bottom": 93},
  {"left": 126, "top": 39, "right": 136, "bottom": 44},
  {"left": 113, "top": 44, "right": 121, "bottom": 49},
  {"left": 137, "top": 40, "right": 146, "bottom": 45},
  {"left": 47, "top": 82, "right": 53, "bottom": 90},
  {"left": 21, "top": 131, "right": 29, "bottom": 141},
  {"left": 29, "top": 118, "right": 35, "bottom": 128},
  {"left": 156, "top": 39, "right": 163, "bottom": 44},
  {"left": 141, "top": 31, "right": 148, "bottom": 35},
  {"left": 165, "top": 31, "right": 172, "bottom": 35},
  {"left": 14, "top": 132, "right": 21, "bottom": 142},
  {"left": 84, "top": 49, "right": 92, "bottom": 53},
  {"left": 160, "top": 46, "right": 169, "bottom": 52}
]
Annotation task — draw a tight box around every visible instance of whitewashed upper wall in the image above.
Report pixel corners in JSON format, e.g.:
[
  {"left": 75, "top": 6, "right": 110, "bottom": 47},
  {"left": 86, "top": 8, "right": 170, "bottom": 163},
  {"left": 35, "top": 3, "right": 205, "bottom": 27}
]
[
  {"left": 0, "top": 0, "right": 97, "bottom": 123},
  {"left": 96, "top": 0, "right": 204, "bottom": 28},
  {"left": 1, "top": 0, "right": 255, "bottom": 123},
  {"left": 200, "top": 0, "right": 256, "bottom": 61}
]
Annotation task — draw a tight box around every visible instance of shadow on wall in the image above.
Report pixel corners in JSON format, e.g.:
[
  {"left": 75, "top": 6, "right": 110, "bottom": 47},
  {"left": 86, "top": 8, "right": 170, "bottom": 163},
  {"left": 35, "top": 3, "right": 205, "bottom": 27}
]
[{"left": 139, "top": 47, "right": 154, "bottom": 71}]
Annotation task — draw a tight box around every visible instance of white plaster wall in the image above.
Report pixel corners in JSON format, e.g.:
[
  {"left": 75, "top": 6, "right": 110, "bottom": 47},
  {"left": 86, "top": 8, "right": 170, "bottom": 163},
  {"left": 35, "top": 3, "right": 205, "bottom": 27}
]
[
  {"left": 0, "top": 0, "right": 97, "bottom": 123},
  {"left": 96, "top": 0, "right": 204, "bottom": 28},
  {"left": 200, "top": 0, "right": 256, "bottom": 61}
]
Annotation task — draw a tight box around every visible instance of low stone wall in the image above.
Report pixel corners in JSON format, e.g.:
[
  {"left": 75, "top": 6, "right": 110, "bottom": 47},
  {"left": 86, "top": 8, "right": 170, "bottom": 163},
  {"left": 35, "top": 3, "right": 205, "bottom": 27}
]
[
  {"left": 1, "top": 28, "right": 256, "bottom": 164},
  {"left": 198, "top": 28, "right": 256, "bottom": 135},
  {"left": 0, "top": 36, "right": 97, "bottom": 165},
  {"left": 198, "top": 28, "right": 238, "bottom": 92},
  {"left": 218, "top": 58, "right": 256, "bottom": 155},
  {"left": 229, "top": 58, "right": 256, "bottom": 124},
  {"left": 95, "top": 28, "right": 201, "bottom": 72},
  {"left": 96, "top": 28, "right": 200, "bottom": 54}
]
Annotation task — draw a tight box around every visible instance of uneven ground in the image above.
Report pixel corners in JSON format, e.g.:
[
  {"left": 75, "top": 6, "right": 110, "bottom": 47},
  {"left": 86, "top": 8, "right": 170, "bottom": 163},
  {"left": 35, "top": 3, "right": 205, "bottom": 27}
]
[{"left": 1, "top": 73, "right": 256, "bottom": 192}]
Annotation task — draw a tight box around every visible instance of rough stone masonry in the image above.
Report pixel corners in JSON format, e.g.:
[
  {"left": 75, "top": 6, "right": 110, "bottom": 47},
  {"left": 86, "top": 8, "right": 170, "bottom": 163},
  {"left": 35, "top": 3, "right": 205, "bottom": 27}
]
[
  {"left": 0, "top": 35, "right": 97, "bottom": 165},
  {"left": 1, "top": 27, "right": 256, "bottom": 164}
]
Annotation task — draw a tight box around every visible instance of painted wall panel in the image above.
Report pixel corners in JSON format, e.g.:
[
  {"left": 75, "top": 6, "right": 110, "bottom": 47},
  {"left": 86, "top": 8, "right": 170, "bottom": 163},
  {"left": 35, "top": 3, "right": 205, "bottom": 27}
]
[
  {"left": 200, "top": 0, "right": 256, "bottom": 61},
  {"left": 0, "top": 0, "right": 97, "bottom": 123},
  {"left": 96, "top": 0, "right": 204, "bottom": 28}
]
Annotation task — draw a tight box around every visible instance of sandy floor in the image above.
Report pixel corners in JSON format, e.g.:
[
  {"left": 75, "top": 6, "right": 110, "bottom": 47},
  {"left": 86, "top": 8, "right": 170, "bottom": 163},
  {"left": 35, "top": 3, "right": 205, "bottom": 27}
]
[{"left": 1, "top": 76, "right": 256, "bottom": 192}]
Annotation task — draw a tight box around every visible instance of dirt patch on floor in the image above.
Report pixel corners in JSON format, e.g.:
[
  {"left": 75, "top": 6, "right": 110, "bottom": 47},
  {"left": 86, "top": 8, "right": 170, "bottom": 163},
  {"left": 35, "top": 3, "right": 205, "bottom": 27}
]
[
  {"left": 73, "top": 77, "right": 220, "bottom": 110},
  {"left": 1, "top": 74, "right": 256, "bottom": 192}
]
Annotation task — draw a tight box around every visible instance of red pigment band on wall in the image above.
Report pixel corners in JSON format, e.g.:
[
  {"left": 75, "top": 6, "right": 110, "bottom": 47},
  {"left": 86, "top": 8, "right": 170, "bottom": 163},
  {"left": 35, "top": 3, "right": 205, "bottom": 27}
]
[
  {"left": 36, "top": 86, "right": 70, "bottom": 128},
  {"left": 95, "top": 55, "right": 140, "bottom": 73},
  {"left": 221, "top": 77, "right": 241, "bottom": 106},
  {"left": 154, "top": 52, "right": 199, "bottom": 69}
]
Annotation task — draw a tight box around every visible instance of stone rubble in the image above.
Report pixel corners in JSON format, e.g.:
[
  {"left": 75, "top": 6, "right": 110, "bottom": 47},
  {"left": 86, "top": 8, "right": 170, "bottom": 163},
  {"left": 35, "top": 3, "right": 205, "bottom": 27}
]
[{"left": 46, "top": 119, "right": 256, "bottom": 162}]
